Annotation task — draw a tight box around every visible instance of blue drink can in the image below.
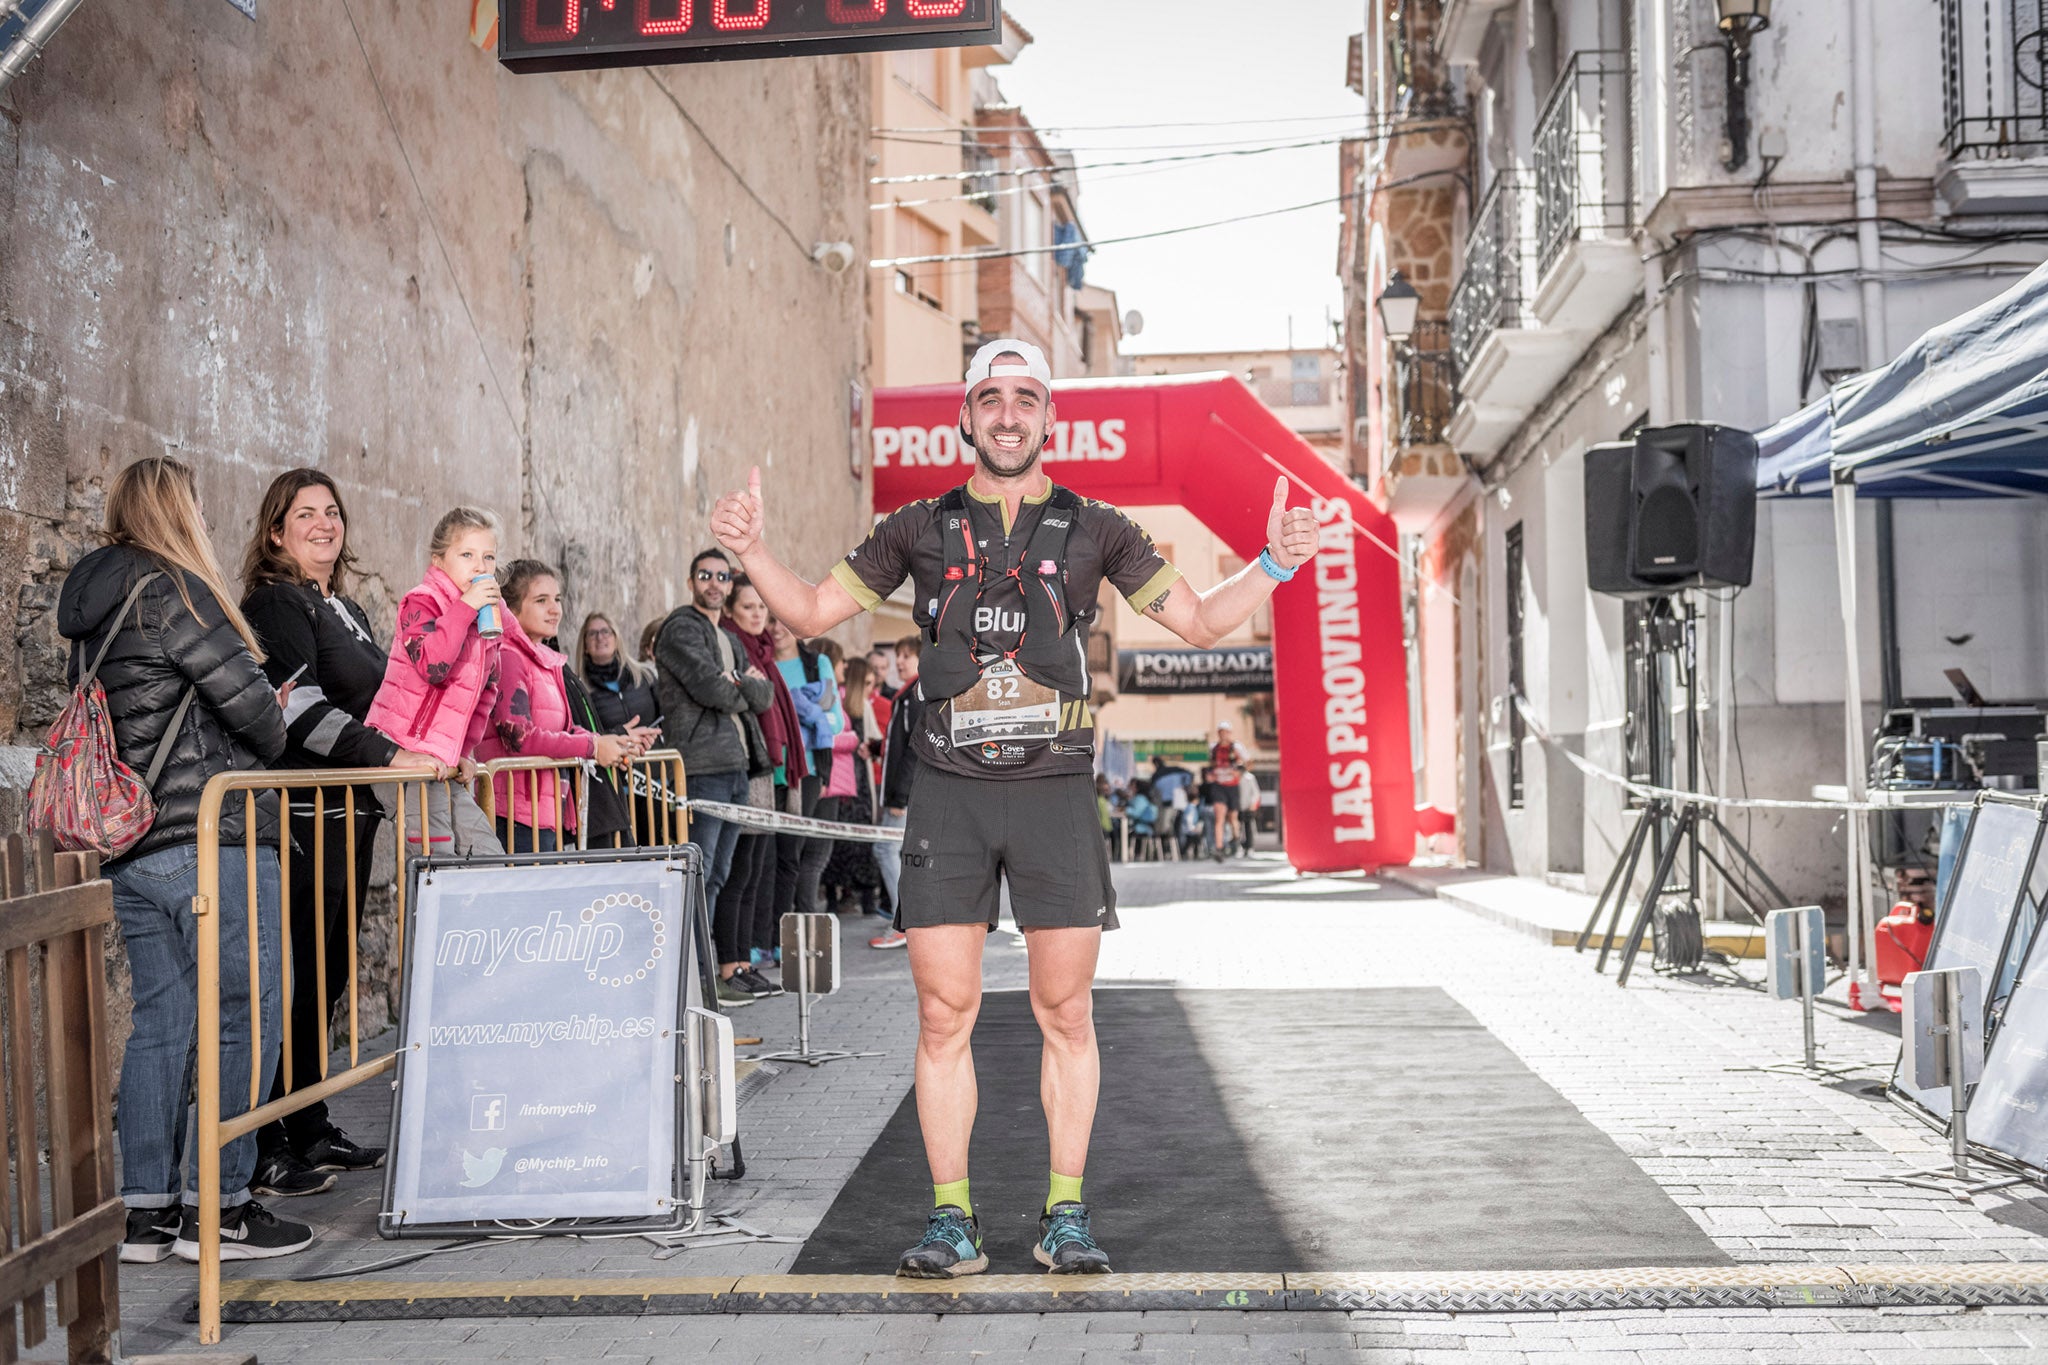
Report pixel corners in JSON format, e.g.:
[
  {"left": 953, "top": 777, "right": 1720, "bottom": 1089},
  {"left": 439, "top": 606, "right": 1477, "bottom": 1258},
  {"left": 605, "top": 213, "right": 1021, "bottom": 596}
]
[{"left": 472, "top": 575, "right": 503, "bottom": 639}]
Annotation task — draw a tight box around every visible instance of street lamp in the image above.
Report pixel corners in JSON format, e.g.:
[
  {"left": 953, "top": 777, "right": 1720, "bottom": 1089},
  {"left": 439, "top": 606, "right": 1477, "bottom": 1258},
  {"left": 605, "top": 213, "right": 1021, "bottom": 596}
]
[
  {"left": 1716, "top": 0, "right": 1771, "bottom": 172},
  {"left": 1375, "top": 271, "right": 1420, "bottom": 345}
]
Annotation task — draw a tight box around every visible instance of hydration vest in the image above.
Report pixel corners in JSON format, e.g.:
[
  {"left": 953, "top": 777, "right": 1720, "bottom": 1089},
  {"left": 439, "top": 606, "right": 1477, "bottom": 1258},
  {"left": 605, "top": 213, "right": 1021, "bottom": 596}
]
[{"left": 918, "top": 484, "right": 1090, "bottom": 702}]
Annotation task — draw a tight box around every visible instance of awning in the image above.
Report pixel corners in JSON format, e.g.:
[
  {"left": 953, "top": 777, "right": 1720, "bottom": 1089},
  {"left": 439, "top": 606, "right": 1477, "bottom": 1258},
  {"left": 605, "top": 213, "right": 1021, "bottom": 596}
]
[{"left": 1756, "top": 261, "right": 2048, "bottom": 500}]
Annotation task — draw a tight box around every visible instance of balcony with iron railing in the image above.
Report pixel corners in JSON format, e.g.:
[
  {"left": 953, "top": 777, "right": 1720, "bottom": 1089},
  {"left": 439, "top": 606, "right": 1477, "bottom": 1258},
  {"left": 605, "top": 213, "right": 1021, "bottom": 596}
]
[
  {"left": 1377, "top": 319, "right": 1469, "bottom": 527},
  {"left": 1444, "top": 168, "right": 1586, "bottom": 462},
  {"left": 1396, "top": 320, "right": 1456, "bottom": 448},
  {"left": 1448, "top": 171, "right": 1532, "bottom": 378},
  {"left": 1529, "top": 50, "right": 1639, "bottom": 337},
  {"left": 1937, "top": 0, "right": 2048, "bottom": 211}
]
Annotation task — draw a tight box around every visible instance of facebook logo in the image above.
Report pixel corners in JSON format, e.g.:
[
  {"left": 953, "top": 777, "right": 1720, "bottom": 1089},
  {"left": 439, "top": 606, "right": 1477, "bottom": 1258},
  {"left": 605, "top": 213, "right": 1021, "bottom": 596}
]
[{"left": 471, "top": 1094, "right": 507, "bottom": 1132}]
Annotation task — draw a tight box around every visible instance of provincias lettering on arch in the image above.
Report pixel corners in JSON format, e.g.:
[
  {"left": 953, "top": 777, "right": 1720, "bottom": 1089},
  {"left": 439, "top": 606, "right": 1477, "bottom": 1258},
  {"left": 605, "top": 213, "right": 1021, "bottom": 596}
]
[
  {"left": 871, "top": 419, "right": 1130, "bottom": 468},
  {"left": 1312, "top": 496, "right": 1374, "bottom": 845}
]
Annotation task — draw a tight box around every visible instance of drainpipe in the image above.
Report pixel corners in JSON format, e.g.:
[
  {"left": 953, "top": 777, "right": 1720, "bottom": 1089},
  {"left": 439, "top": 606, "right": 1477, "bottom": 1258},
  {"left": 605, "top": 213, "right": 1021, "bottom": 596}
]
[
  {"left": 1850, "top": 0, "right": 1886, "bottom": 368},
  {"left": 0, "top": 0, "right": 89, "bottom": 95}
]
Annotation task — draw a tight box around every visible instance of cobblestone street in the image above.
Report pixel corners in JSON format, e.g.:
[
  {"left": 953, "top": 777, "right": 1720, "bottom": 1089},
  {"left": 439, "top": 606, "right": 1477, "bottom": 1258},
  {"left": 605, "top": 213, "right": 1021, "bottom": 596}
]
[{"left": 92, "top": 857, "right": 2048, "bottom": 1362}]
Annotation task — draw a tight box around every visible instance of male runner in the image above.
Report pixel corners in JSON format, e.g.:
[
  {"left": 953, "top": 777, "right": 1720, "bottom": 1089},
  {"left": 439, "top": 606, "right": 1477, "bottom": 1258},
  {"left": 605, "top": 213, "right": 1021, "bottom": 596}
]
[
  {"left": 710, "top": 339, "right": 1318, "bottom": 1277},
  {"left": 1207, "top": 721, "right": 1249, "bottom": 860}
]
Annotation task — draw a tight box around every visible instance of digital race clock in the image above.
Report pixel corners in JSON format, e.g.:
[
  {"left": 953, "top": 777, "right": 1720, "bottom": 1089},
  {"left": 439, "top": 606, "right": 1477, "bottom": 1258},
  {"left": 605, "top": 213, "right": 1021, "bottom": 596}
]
[{"left": 500, "top": 0, "right": 1003, "bottom": 73}]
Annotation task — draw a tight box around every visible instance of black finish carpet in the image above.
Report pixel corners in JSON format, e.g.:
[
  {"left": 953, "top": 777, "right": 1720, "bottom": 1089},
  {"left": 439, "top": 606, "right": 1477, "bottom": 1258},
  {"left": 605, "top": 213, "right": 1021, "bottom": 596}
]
[{"left": 792, "top": 987, "right": 1729, "bottom": 1275}]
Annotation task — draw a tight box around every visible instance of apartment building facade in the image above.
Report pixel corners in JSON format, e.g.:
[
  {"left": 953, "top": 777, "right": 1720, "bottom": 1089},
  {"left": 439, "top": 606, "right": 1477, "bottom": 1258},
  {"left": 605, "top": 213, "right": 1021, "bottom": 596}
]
[{"left": 1348, "top": 0, "right": 2048, "bottom": 901}]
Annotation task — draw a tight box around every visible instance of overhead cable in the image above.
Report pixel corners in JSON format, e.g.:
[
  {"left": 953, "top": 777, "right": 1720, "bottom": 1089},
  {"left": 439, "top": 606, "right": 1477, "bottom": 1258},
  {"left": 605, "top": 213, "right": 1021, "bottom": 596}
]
[
  {"left": 870, "top": 191, "right": 1351, "bottom": 268},
  {"left": 869, "top": 121, "right": 1463, "bottom": 186}
]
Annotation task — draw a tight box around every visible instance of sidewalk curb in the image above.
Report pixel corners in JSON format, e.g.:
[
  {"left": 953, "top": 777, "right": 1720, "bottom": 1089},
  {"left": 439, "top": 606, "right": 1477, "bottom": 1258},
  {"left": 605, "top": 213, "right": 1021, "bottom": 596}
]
[{"left": 1381, "top": 868, "right": 1765, "bottom": 957}]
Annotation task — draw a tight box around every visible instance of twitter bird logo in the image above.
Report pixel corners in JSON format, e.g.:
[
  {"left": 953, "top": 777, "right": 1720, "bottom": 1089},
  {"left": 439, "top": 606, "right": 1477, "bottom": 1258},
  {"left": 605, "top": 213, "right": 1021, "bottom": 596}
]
[{"left": 460, "top": 1147, "right": 506, "bottom": 1188}]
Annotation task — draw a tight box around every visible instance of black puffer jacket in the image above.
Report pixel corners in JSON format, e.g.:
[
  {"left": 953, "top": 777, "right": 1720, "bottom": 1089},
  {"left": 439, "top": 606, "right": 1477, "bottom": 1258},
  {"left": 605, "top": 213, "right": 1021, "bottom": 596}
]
[{"left": 59, "top": 544, "right": 288, "bottom": 863}]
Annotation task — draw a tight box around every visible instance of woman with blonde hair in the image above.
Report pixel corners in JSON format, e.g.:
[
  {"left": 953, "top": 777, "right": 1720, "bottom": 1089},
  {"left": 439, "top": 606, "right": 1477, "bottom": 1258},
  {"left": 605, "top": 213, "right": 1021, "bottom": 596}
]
[
  {"left": 56, "top": 456, "right": 312, "bottom": 1264},
  {"left": 577, "top": 611, "right": 662, "bottom": 743}
]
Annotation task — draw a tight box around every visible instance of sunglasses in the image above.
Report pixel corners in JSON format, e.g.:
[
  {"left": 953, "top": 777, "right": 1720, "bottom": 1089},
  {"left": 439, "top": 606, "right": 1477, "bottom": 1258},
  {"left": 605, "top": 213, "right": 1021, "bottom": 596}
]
[{"left": 694, "top": 569, "right": 732, "bottom": 583}]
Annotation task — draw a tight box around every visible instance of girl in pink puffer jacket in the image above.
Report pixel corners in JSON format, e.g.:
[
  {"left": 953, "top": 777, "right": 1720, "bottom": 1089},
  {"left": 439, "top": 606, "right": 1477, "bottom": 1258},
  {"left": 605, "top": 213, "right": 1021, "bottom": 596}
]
[{"left": 364, "top": 507, "right": 508, "bottom": 857}]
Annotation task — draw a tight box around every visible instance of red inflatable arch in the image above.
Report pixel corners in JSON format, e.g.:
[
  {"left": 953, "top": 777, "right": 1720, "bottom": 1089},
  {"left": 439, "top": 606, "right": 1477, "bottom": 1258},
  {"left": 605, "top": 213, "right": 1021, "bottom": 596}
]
[{"left": 871, "top": 373, "right": 1415, "bottom": 873}]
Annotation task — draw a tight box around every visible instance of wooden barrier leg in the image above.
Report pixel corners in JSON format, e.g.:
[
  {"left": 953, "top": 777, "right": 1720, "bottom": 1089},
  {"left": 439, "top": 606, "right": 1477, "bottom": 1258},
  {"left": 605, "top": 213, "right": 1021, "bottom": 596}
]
[
  {"left": 5, "top": 836, "right": 45, "bottom": 1351},
  {"left": 49, "top": 852, "right": 112, "bottom": 1365},
  {"left": 345, "top": 788, "right": 360, "bottom": 1070},
  {"left": 195, "top": 833, "right": 223, "bottom": 1344}
]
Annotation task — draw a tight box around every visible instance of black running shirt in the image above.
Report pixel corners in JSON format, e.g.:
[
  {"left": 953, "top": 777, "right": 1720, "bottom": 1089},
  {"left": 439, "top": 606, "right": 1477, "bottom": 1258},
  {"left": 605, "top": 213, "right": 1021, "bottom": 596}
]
[{"left": 830, "top": 481, "right": 1180, "bottom": 778}]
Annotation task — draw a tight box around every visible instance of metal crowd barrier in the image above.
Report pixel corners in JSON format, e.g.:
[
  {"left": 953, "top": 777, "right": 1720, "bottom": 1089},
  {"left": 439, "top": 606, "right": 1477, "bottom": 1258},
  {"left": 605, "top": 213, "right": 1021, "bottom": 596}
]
[
  {"left": 190, "top": 749, "right": 690, "bottom": 1342},
  {"left": 478, "top": 749, "right": 688, "bottom": 850},
  {"left": 192, "top": 767, "right": 453, "bottom": 1343}
]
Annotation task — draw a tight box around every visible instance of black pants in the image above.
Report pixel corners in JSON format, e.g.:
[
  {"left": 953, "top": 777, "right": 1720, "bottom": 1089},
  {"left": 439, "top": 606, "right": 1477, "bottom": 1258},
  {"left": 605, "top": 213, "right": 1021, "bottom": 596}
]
[
  {"left": 714, "top": 831, "right": 773, "bottom": 965},
  {"left": 509, "top": 825, "right": 560, "bottom": 854},
  {"left": 261, "top": 796, "right": 379, "bottom": 1156},
  {"left": 774, "top": 772, "right": 826, "bottom": 917}
]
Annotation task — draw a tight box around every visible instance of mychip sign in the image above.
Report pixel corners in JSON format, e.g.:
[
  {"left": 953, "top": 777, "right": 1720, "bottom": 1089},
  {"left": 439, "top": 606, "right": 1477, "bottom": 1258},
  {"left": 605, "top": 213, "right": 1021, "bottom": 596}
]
[
  {"left": 383, "top": 857, "right": 692, "bottom": 1230},
  {"left": 1116, "top": 646, "right": 1273, "bottom": 695}
]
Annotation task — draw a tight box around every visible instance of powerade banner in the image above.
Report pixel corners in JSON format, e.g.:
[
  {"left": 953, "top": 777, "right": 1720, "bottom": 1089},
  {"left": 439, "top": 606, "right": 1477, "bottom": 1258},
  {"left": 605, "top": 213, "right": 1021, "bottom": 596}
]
[
  {"left": 1117, "top": 646, "right": 1273, "bottom": 695},
  {"left": 873, "top": 374, "right": 1416, "bottom": 872},
  {"left": 386, "top": 860, "right": 687, "bottom": 1226}
]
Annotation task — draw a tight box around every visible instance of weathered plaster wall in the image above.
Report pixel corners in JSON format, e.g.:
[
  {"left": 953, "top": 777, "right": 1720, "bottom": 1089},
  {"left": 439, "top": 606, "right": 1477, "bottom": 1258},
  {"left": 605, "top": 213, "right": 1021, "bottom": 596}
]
[{"left": 0, "top": 2, "right": 872, "bottom": 1038}]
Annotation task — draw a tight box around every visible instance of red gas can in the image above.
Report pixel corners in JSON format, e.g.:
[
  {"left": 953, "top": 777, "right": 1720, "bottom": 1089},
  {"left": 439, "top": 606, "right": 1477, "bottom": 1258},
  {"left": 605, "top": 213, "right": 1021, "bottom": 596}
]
[{"left": 1872, "top": 902, "right": 1937, "bottom": 1012}]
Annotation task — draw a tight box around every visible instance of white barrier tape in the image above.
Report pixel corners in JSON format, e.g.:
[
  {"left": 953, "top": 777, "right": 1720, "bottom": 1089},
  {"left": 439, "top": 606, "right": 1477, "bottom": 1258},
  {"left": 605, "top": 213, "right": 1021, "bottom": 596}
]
[
  {"left": 611, "top": 765, "right": 904, "bottom": 842},
  {"left": 685, "top": 798, "right": 905, "bottom": 843},
  {"left": 1508, "top": 696, "right": 1977, "bottom": 814}
]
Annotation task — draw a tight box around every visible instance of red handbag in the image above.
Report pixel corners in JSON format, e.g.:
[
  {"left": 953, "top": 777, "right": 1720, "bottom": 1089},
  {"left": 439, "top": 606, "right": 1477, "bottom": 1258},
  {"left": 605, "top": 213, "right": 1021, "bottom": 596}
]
[{"left": 27, "top": 572, "right": 195, "bottom": 859}]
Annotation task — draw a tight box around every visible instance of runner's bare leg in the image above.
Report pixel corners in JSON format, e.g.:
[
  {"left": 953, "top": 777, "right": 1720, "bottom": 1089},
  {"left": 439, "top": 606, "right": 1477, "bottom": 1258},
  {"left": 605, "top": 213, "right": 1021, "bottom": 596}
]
[
  {"left": 1023, "top": 925, "right": 1102, "bottom": 1178},
  {"left": 907, "top": 924, "right": 988, "bottom": 1186}
]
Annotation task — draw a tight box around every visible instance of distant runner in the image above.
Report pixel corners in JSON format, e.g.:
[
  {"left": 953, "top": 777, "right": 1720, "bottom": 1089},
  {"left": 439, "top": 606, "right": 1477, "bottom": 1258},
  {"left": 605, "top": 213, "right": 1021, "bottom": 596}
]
[{"left": 710, "top": 339, "right": 1318, "bottom": 1278}]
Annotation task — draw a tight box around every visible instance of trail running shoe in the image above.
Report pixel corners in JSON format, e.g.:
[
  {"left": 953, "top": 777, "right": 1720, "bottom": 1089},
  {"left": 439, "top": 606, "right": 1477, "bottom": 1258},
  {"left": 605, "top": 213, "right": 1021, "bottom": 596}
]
[
  {"left": 173, "top": 1200, "right": 314, "bottom": 1262},
  {"left": 869, "top": 929, "right": 908, "bottom": 950},
  {"left": 896, "top": 1205, "right": 986, "bottom": 1278},
  {"left": 1035, "top": 1201, "right": 1111, "bottom": 1274},
  {"left": 251, "top": 1149, "right": 336, "bottom": 1198},
  {"left": 737, "top": 967, "right": 784, "bottom": 997},
  {"left": 120, "top": 1207, "right": 178, "bottom": 1264},
  {"left": 300, "top": 1127, "right": 385, "bottom": 1173}
]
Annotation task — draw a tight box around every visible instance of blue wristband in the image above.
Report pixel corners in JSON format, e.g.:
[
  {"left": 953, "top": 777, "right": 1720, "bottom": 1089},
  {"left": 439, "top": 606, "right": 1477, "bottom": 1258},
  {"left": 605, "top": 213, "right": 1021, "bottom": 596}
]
[{"left": 1257, "top": 547, "right": 1296, "bottom": 582}]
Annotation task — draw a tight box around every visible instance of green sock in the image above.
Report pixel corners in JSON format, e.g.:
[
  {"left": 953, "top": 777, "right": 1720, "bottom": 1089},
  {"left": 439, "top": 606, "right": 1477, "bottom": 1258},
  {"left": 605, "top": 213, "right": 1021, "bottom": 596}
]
[
  {"left": 933, "top": 1178, "right": 972, "bottom": 1217},
  {"left": 1046, "top": 1171, "right": 1084, "bottom": 1213}
]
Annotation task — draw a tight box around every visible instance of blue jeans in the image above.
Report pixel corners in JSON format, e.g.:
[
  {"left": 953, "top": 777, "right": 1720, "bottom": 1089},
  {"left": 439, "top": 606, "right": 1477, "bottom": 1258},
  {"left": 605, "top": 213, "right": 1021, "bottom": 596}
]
[
  {"left": 109, "top": 842, "right": 281, "bottom": 1211},
  {"left": 687, "top": 769, "right": 751, "bottom": 909},
  {"left": 873, "top": 808, "right": 907, "bottom": 913}
]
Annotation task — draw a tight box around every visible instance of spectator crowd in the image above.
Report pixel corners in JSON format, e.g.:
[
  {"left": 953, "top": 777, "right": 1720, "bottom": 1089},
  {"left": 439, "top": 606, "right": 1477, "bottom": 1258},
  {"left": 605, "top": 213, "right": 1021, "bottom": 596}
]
[
  {"left": 42, "top": 456, "right": 1263, "bottom": 1274},
  {"left": 47, "top": 459, "right": 932, "bottom": 1271}
]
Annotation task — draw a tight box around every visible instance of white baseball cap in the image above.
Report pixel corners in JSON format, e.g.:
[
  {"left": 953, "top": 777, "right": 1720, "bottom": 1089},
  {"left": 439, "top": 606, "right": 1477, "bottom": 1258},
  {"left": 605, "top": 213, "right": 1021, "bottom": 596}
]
[{"left": 965, "top": 338, "right": 1052, "bottom": 397}]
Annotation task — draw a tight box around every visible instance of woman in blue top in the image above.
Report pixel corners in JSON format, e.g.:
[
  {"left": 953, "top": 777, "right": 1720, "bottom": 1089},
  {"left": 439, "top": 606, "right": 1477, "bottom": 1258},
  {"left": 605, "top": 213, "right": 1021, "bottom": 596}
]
[{"left": 770, "top": 618, "right": 842, "bottom": 916}]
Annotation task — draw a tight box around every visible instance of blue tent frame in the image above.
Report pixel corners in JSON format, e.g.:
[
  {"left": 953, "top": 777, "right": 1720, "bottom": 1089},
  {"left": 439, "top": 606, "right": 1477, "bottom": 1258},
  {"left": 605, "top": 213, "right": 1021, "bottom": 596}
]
[{"left": 1750, "top": 262, "right": 2048, "bottom": 995}]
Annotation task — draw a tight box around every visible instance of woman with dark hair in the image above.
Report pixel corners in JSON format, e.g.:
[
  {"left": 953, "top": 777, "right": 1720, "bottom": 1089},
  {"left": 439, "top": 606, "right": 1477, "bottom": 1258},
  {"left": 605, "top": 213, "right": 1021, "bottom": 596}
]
[
  {"left": 477, "top": 560, "right": 646, "bottom": 852},
  {"left": 58, "top": 456, "right": 308, "bottom": 1264},
  {"left": 240, "top": 469, "right": 441, "bottom": 1200},
  {"left": 714, "top": 575, "right": 802, "bottom": 1000},
  {"left": 578, "top": 611, "right": 662, "bottom": 742}
]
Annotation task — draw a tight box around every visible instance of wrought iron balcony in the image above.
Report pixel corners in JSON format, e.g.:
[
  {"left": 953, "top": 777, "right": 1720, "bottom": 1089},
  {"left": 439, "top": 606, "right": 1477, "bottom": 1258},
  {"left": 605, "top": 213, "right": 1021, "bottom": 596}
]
[
  {"left": 1533, "top": 50, "right": 1633, "bottom": 277},
  {"left": 1448, "top": 169, "right": 1533, "bottom": 379},
  {"left": 1395, "top": 320, "right": 1456, "bottom": 448},
  {"left": 1390, "top": 0, "right": 1459, "bottom": 119},
  {"left": 1942, "top": 0, "right": 2048, "bottom": 158}
]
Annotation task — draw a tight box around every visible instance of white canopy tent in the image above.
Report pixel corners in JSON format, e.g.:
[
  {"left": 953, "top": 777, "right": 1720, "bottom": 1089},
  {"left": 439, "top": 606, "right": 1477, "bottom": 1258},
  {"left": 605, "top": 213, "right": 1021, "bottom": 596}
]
[{"left": 1756, "top": 261, "right": 2048, "bottom": 997}]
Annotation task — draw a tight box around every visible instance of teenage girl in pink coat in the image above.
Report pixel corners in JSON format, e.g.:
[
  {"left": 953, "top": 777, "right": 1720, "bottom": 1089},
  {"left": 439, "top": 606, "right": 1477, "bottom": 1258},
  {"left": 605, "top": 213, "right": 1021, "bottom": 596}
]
[{"left": 479, "top": 559, "right": 652, "bottom": 852}]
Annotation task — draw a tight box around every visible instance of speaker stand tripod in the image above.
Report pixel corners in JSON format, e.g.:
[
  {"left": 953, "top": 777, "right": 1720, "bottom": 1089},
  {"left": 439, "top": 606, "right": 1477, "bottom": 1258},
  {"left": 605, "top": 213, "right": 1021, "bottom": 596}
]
[{"left": 1575, "top": 595, "right": 1791, "bottom": 986}]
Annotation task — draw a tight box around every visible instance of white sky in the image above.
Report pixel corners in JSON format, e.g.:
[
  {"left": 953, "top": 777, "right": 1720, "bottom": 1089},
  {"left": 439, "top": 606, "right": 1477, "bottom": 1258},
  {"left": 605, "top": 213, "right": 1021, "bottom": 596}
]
[{"left": 990, "top": 3, "right": 1364, "bottom": 357}]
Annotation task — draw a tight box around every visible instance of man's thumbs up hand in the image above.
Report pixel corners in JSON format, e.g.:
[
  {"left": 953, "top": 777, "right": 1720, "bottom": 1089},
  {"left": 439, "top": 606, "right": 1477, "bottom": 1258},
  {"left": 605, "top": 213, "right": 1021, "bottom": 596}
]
[
  {"left": 1264, "top": 475, "right": 1318, "bottom": 573},
  {"left": 713, "top": 465, "right": 767, "bottom": 559}
]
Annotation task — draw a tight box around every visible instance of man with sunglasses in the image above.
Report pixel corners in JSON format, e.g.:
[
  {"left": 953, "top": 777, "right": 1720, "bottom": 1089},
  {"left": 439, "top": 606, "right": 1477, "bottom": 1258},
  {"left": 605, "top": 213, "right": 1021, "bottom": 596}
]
[
  {"left": 712, "top": 339, "right": 1320, "bottom": 1279},
  {"left": 653, "top": 549, "right": 773, "bottom": 912}
]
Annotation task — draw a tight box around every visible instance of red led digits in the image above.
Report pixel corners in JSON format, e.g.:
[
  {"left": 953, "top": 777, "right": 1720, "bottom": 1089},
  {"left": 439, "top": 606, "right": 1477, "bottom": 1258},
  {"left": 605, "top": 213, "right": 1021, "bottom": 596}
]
[
  {"left": 826, "top": 0, "right": 885, "bottom": 22},
  {"left": 711, "top": 0, "right": 770, "bottom": 29},
  {"left": 522, "top": 0, "right": 581, "bottom": 41},
  {"left": 905, "top": 0, "right": 967, "bottom": 15},
  {"left": 637, "top": 0, "right": 691, "bottom": 33}
]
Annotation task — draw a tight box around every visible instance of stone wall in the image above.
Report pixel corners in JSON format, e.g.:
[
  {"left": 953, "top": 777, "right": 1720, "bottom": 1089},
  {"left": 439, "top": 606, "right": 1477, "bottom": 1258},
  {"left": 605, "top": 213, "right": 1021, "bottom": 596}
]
[{"left": 0, "top": 4, "right": 873, "bottom": 1044}]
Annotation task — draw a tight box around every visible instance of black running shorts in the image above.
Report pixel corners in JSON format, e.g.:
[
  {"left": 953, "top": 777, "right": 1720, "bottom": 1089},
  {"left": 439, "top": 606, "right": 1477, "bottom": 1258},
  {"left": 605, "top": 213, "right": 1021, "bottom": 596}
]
[
  {"left": 894, "top": 766, "right": 1119, "bottom": 933},
  {"left": 1208, "top": 783, "right": 1242, "bottom": 813}
]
